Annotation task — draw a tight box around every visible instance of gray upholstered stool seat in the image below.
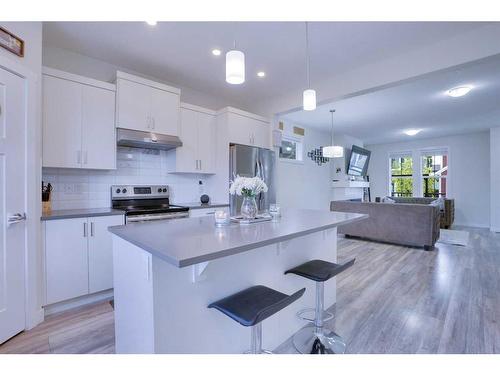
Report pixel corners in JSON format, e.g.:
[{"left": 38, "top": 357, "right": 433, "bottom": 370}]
[
  {"left": 208, "top": 285, "right": 305, "bottom": 353},
  {"left": 285, "top": 259, "right": 355, "bottom": 354}
]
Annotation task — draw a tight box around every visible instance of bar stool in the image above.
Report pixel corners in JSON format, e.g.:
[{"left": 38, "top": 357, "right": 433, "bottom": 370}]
[
  {"left": 285, "top": 258, "right": 355, "bottom": 354},
  {"left": 208, "top": 285, "right": 305, "bottom": 354}
]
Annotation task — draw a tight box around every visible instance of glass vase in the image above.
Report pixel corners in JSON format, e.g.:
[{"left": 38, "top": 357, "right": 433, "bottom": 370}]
[{"left": 240, "top": 195, "right": 258, "bottom": 219}]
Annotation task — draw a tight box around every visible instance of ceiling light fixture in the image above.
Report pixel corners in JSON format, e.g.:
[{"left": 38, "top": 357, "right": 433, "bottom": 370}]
[
  {"left": 447, "top": 86, "right": 472, "bottom": 97},
  {"left": 323, "top": 110, "right": 344, "bottom": 158},
  {"left": 212, "top": 49, "right": 221, "bottom": 56},
  {"left": 146, "top": 21, "right": 157, "bottom": 26},
  {"left": 226, "top": 25, "right": 245, "bottom": 85},
  {"left": 257, "top": 71, "right": 266, "bottom": 78},
  {"left": 404, "top": 129, "right": 422, "bottom": 136},
  {"left": 303, "top": 22, "right": 316, "bottom": 111}
]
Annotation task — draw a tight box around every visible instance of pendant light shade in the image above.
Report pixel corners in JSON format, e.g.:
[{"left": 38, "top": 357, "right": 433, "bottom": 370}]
[
  {"left": 303, "top": 22, "right": 316, "bottom": 111},
  {"left": 303, "top": 89, "right": 317, "bottom": 111},
  {"left": 226, "top": 50, "right": 245, "bottom": 84},
  {"left": 323, "top": 109, "right": 344, "bottom": 158}
]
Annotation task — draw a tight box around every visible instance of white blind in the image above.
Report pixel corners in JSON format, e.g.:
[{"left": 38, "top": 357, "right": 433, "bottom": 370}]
[{"left": 420, "top": 148, "right": 448, "bottom": 157}]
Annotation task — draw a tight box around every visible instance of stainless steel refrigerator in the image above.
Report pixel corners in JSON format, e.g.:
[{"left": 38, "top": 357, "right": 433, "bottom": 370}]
[{"left": 229, "top": 144, "right": 276, "bottom": 216}]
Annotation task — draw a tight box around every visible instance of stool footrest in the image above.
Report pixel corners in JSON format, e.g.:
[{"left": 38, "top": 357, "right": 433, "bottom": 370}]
[{"left": 296, "top": 308, "right": 334, "bottom": 323}]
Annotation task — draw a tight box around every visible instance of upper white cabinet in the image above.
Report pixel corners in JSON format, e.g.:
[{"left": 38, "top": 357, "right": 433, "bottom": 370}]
[
  {"left": 116, "top": 71, "right": 180, "bottom": 136},
  {"left": 42, "top": 67, "right": 116, "bottom": 170},
  {"left": 167, "top": 103, "right": 216, "bottom": 174},
  {"left": 218, "top": 107, "right": 271, "bottom": 149}
]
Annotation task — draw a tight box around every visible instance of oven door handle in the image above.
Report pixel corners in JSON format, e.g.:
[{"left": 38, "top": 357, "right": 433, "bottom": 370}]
[{"left": 126, "top": 212, "right": 189, "bottom": 223}]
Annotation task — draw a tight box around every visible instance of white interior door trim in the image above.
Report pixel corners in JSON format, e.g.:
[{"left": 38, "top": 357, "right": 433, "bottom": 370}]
[{"left": 0, "top": 55, "right": 43, "bottom": 331}]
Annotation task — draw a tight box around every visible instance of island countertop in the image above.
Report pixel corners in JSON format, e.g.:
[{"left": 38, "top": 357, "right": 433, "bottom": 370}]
[{"left": 109, "top": 208, "right": 367, "bottom": 268}]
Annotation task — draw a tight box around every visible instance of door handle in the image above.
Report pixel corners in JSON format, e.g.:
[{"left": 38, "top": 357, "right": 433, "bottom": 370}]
[
  {"left": 147, "top": 115, "right": 150, "bottom": 129},
  {"left": 7, "top": 213, "right": 26, "bottom": 226},
  {"left": 84, "top": 151, "right": 88, "bottom": 165},
  {"left": 90, "top": 222, "right": 94, "bottom": 237},
  {"left": 83, "top": 222, "right": 88, "bottom": 237},
  {"left": 77, "top": 150, "right": 81, "bottom": 164},
  {"left": 199, "top": 159, "right": 202, "bottom": 170},
  {"left": 152, "top": 117, "right": 155, "bottom": 129}
]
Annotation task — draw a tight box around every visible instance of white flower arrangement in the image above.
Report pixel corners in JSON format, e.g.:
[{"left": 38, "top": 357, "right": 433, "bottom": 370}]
[{"left": 229, "top": 175, "right": 268, "bottom": 197}]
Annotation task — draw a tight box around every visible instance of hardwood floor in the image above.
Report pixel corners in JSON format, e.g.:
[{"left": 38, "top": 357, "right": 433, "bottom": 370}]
[{"left": 2, "top": 226, "right": 499, "bottom": 354}]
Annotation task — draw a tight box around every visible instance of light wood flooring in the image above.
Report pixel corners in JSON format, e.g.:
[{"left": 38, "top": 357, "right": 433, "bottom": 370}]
[{"left": 2, "top": 226, "right": 499, "bottom": 354}]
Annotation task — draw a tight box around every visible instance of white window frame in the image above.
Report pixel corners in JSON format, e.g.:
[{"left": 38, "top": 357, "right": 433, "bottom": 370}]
[
  {"left": 388, "top": 151, "right": 414, "bottom": 197},
  {"left": 279, "top": 134, "right": 304, "bottom": 164},
  {"left": 420, "top": 147, "right": 449, "bottom": 198}
]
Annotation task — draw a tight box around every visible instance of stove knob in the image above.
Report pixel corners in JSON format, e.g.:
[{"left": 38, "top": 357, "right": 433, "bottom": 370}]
[
  {"left": 115, "top": 188, "right": 121, "bottom": 194},
  {"left": 158, "top": 188, "right": 162, "bottom": 193},
  {"left": 162, "top": 188, "right": 167, "bottom": 193},
  {"left": 122, "top": 188, "right": 127, "bottom": 194}
]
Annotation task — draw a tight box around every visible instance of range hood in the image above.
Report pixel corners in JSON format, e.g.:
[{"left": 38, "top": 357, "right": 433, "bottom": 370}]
[{"left": 116, "top": 128, "right": 182, "bottom": 151}]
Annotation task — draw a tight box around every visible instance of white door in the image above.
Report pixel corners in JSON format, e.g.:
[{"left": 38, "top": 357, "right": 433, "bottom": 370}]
[
  {"left": 150, "top": 87, "right": 179, "bottom": 136},
  {"left": 177, "top": 108, "right": 198, "bottom": 173},
  {"left": 82, "top": 85, "right": 116, "bottom": 169},
  {"left": 88, "top": 215, "right": 123, "bottom": 294},
  {"left": 197, "top": 112, "right": 216, "bottom": 173},
  {"left": 0, "top": 67, "right": 27, "bottom": 344},
  {"left": 45, "top": 218, "right": 89, "bottom": 305},
  {"left": 42, "top": 75, "right": 83, "bottom": 168},
  {"left": 116, "top": 78, "right": 151, "bottom": 132}
]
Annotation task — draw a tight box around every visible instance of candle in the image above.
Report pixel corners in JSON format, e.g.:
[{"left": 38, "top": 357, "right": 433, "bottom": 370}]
[{"left": 214, "top": 210, "right": 229, "bottom": 226}]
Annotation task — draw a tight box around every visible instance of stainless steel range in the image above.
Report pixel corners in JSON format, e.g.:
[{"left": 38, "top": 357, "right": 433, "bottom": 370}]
[{"left": 111, "top": 185, "right": 189, "bottom": 223}]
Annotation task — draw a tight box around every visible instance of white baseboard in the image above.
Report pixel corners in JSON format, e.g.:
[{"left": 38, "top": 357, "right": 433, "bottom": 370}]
[{"left": 44, "top": 289, "right": 114, "bottom": 316}]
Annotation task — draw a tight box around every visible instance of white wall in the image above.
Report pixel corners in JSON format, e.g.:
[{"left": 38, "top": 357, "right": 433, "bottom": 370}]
[
  {"left": 367, "top": 131, "right": 490, "bottom": 228},
  {"left": 276, "top": 124, "right": 332, "bottom": 211},
  {"left": 42, "top": 45, "right": 236, "bottom": 111},
  {"left": 491, "top": 128, "right": 500, "bottom": 232}
]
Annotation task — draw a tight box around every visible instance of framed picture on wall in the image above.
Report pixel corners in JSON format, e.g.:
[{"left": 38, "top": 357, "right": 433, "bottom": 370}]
[{"left": 0, "top": 27, "right": 24, "bottom": 57}]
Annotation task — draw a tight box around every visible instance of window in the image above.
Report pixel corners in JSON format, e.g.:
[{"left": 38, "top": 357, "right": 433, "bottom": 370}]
[
  {"left": 421, "top": 150, "right": 448, "bottom": 198},
  {"left": 390, "top": 154, "right": 413, "bottom": 197},
  {"left": 279, "top": 135, "right": 303, "bottom": 162}
]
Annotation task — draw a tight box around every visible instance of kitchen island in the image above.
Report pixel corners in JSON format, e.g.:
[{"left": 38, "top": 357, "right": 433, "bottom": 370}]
[{"left": 109, "top": 208, "right": 367, "bottom": 353}]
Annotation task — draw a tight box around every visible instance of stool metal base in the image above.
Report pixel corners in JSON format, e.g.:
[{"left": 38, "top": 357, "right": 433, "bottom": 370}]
[
  {"left": 293, "top": 325, "right": 347, "bottom": 354},
  {"left": 296, "top": 308, "right": 334, "bottom": 323}
]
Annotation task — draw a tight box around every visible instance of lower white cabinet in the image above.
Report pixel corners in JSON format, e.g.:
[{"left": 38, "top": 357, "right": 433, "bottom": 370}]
[
  {"left": 44, "top": 214, "right": 124, "bottom": 305},
  {"left": 189, "top": 207, "right": 229, "bottom": 218}
]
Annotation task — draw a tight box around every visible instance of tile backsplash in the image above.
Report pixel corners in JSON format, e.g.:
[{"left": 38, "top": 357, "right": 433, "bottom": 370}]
[{"left": 42, "top": 147, "right": 214, "bottom": 210}]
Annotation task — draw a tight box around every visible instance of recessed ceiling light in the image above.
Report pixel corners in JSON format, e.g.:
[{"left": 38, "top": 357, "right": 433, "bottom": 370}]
[
  {"left": 447, "top": 86, "right": 472, "bottom": 97},
  {"left": 404, "top": 129, "right": 422, "bottom": 136},
  {"left": 212, "top": 49, "right": 221, "bottom": 56},
  {"left": 257, "top": 71, "right": 266, "bottom": 78},
  {"left": 146, "top": 21, "right": 157, "bottom": 26}
]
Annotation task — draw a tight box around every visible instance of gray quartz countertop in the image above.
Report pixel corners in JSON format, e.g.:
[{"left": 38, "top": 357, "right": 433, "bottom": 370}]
[
  {"left": 108, "top": 208, "right": 368, "bottom": 268},
  {"left": 41, "top": 208, "right": 125, "bottom": 221},
  {"left": 174, "top": 202, "right": 229, "bottom": 210}
]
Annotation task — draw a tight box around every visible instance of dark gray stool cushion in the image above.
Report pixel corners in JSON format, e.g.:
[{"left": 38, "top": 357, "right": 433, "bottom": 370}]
[
  {"left": 208, "top": 285, "right": 305, "bottom": 327},
  {"left": 285, "top": 259, "right": 355, "bottom": 282}
]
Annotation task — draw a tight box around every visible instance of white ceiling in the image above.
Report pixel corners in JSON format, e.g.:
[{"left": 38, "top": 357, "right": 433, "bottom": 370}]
[
  {"left": 282, "top": 53, "right": 500, "bottom": 145},
  {"left": 42, "top": 22, "right": 489, "bottom": 113}
]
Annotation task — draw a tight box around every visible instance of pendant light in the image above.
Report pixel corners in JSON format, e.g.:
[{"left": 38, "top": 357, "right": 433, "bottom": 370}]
[
  {"left": 226, "top": 34, "right": 245, "bottom": 84},
  {"left": 303, "top": 22, "right": 316, "bottom": 111},
  {"left": 323, "top": 109, "right": 344, "bottom": 158}
]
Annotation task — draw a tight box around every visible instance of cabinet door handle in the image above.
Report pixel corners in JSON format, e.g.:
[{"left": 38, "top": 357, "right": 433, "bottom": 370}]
[
  {"left": 90, "top": 222, "right": 94, "bottom": 237},
  {"left": 83, "top": 151, "right": 88, "bottom": 165},
  {"left": 146, "top": 115, "right": 150, "bottom": 129},
  {"left": 152, "top": 117, "right": 155, "bottom": 129},
  {"left": 83, "top": 222, "right": 87, "bottom": 237},
  {"left": 199, "top": 159, "right": 202, "bottom": 170},
  {"left": 77, "top": 150, "right": 81, "bottom": 164}
]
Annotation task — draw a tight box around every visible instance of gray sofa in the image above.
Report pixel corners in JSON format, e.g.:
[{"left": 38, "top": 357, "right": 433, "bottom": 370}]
[{"left": 330, "top": 200, "right": 440, "bottom": 250}]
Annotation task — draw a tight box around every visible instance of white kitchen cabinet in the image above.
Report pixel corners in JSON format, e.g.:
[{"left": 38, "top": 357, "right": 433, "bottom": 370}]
[
  {"left": 116, "top": 71, "right": 180, "bottom": 136},
  {"left": 222, "top": 107, "right": 271, "bottom": 149},
  {"left": 88, "top": 215, "right": 124, "bottom": 294},
  {"left": 42, "top": 74, "right": 83, "bottom": 169},
  {"left": 44, "top": 214, "right": 124, "bottom": 305},
  {"left": 45, "top": 218, "right": 89, "bottom": 305},
  {"left": 167, "top": 104, "right": 216, "bottom": 174},
  {"left": 81, "top": 85, "right": 116, "bottom": 169},
  {"left": 189, "top": 206, "right": 229, "bottom": 218},
  {"left": 42, "top": 67, "right": 116, "bottom": 170}
]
